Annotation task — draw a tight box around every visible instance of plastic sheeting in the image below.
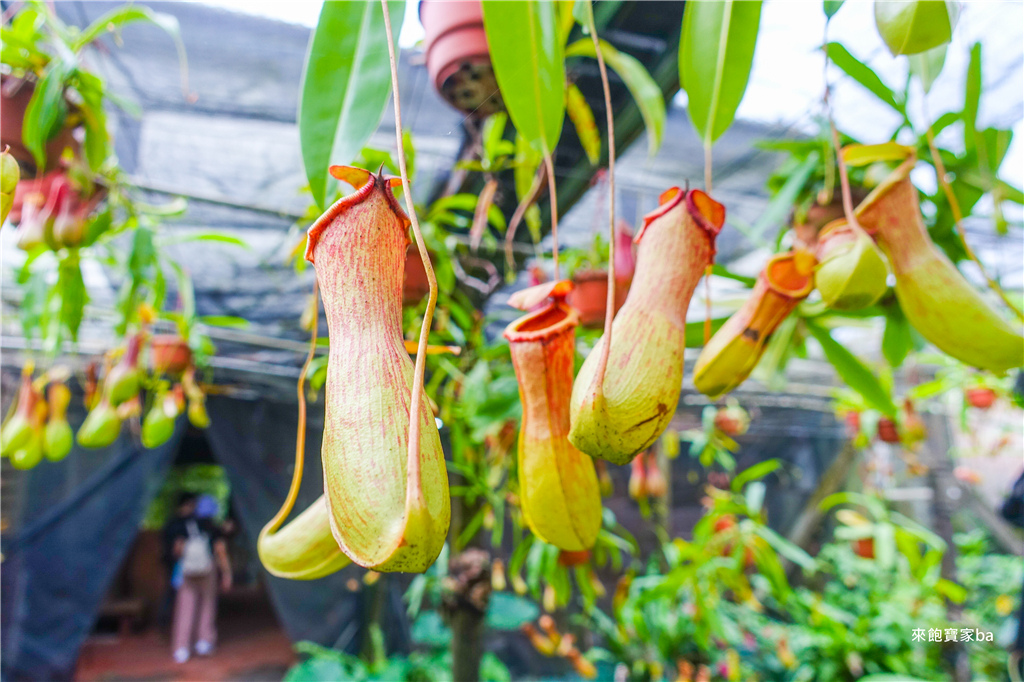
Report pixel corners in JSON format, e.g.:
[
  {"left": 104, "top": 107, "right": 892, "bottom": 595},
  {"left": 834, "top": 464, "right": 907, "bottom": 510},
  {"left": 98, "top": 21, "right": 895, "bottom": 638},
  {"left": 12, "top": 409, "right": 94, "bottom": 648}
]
[{"left": 1, "top": 423, "right": 185, "bottom": 681}]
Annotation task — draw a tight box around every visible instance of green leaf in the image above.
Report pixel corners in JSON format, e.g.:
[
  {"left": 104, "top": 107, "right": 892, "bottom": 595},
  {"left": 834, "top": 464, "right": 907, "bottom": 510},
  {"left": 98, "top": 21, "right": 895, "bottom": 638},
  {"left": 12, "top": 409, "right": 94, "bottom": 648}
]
[
  {"left": 485, "top": 593, "right": 540, "bottom": 630},
  {"left": 881, "top": 304, "right": 912, "bottom": 368},
  {"left": 72, "top": 5, "right": 174, "bottom": 51},
  {"left": 731, "top": 459, "right": 781, "bottom": 491},
  {"left": 805, "top": 320, "right": 897, "bottom": 416},
  {"left": 199, "top": 315, "right": 250, "bottom": 328},
  {"left": 410, "top": 611, "right": 451, "bottom": 648},
  {"left": 873, "top": 0, "right": 957, "bottom": 56},
  {"left": 482, "top": 0, "right": 565, "bottom": 154},
  {"left": 962, "top": 42, "right": 981, "bottom": 152},
  {"left": 298, "top": 1, "right": 405, "bottom": 208},
  {"left": 57, "top": 253, "right": 86, "bottom": 343},
  {"left": 825, "top": 42, "right": 905, "bottom": 115},
  {"left": 565, "top": 38, "right": 666, "bottom": 155},
  {"left": 908, "top": 44, "right": 946, "bottom": 93},
  {"left": 165, "top": 232, "right": 250, "bottom": 248},
  {"left": 754, "top": 525, "right": 817, "bottom": 571},
  {"left": 23, "top": 60, "right": 71, "bottom": 172},
  {"left": 679, "top": 0, "right": 762, "bottom": 147},
  {"left": 565, "top": 83, "right": 600, "bottom": 164},
  {"left": 823, "top": 1, "right": 845, "bottom": 19},
  {"left": 750, "top": 152, "right": 818, "bottom": 239}
]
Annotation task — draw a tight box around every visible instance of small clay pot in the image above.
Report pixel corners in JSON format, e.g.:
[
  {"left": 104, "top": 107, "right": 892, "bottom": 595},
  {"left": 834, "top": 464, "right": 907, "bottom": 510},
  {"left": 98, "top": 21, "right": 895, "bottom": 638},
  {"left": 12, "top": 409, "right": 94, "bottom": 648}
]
[
  {"left": 876, "top": 417, "right": 900, "bottom": 444},
  {"left": 149, "top": 335, "right": 193, "bottom": 375},
  {"left": 419, "top": 0, "right": 502, "bottom": 117},
  {"left": 853, "top": 537, "right": 875, "bottom": 559},
  {"left": 567, "top": 269, "right": 629, "bottom": 327},
  {"left": 965, "top": 387, "right": 996, "bottom": 409},
  {"left": 403, "top": 246, "right": 431, "bottom": 304},
  {"left": 1, "top": 75, "right": 79, "bottom": 173}
]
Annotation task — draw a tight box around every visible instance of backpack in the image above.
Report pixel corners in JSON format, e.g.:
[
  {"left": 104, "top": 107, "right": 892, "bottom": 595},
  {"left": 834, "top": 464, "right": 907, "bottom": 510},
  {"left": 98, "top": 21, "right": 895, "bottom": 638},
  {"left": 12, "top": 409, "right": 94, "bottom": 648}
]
[{"left": 181, "top": 520, "right": 214, "bottom": 577}]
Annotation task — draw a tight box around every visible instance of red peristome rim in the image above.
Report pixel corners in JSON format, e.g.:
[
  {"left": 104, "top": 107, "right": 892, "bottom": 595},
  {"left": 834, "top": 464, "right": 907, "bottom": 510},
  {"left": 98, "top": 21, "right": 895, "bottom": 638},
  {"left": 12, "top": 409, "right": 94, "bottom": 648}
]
[
  {"left": 305, "top": 166, "right": 411, "bottom": 264},
  {"left": 503, "top": 300, "right": 579, "bottom": 344},
  {"left": 635, "top": 188, "right": 725, "bottom": 245},
  {"left": 687, "top": 189, "right": 725, "bottom": 239},
  {"left": 764, "top": 252, "right": 815, "bottom": 299}
]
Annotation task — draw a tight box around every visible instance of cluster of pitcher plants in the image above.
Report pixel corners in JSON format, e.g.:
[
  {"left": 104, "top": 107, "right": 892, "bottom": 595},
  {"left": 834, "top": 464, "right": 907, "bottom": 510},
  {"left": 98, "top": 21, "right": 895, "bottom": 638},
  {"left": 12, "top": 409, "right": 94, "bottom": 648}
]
[
  {"left": 259, "top": 0, "right": 1022, "bottom": 586},
  {"left": 1, "top": 309, "right": 212, "bottom": 468}
]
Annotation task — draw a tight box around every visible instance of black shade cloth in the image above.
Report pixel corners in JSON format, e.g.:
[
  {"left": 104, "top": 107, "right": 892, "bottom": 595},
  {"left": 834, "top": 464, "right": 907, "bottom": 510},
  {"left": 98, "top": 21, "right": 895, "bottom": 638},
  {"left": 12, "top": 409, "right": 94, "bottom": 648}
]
[
  {"left": 202, "top": 395, "right": 412, "bottom": 653},
  {"left": 1, "top": 422, "right": 185, "bottom": 681}
]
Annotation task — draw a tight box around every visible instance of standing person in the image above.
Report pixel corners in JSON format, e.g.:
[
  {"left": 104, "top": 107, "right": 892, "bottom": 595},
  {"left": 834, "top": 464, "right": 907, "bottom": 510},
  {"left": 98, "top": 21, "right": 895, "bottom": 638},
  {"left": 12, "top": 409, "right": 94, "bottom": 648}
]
[{"left": 163, "top": 492, "right": 232, "bottom": 664}]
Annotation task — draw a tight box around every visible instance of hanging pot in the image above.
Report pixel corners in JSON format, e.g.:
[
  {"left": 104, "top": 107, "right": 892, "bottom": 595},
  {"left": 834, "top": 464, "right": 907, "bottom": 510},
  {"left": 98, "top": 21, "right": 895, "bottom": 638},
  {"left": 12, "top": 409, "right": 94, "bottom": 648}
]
[
  {"left": 505, "top": 281, "right": 601, "bottom": 551},
  {"left": 693, "top": 251, "right": 815, "bottom": 399},
  {"left": 0, "top": 75, "right": 79, "bottom": 173},
  {"left": 419, "top": 0, "right": 502, "bottom": 117},
  {"left": 854, "top": 157, "right": 1024, "bottom": 373},
  {"left": 570, "top": 188, "right": 724, "bottom": 465},
  {"left": 566, "top": 269, "right": 629, "bottom": 327},
  {"left": 403, "top": 244, "right": 432, "bottom": 304},
  {"left": 306, "top": 165, "right": 449, "bottom": 573},
  {"left": 149, "top": 334, "right": 193, "bottom": 375}
]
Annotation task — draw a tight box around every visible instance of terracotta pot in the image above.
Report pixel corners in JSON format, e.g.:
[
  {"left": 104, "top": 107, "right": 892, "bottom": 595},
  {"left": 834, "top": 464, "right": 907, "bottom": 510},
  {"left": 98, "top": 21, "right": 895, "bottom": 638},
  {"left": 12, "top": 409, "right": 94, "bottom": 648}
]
[
  {"left": 419, "top": 0, "right": 502, "bottom": 117},
  {"left": 149, "top": 335, "right": 193, "bottom": 375},
  {"left": 403, "top": 246, "right": 431, "bottom": 304},
  {"left": 965, "top": 387, "right": 996, "bottom": 409},
  {"left": 853, "top": 537, "right": 875, "bottom": 559},
  {"left": 1, "top": 75, "right": 79, "bottom": 173},
  {"left": 567, "top": 269, "right": 629, "bottom": 327},
  {"left": 876, "top": 417, "right": 900, "bottom": 443}
]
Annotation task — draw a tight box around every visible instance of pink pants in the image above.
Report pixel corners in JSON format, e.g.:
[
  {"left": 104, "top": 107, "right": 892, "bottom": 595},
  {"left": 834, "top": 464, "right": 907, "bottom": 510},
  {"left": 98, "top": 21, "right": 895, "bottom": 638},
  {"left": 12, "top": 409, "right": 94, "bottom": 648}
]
[{"left": 171, "top": 572, "right": 218, "bottom": 652}]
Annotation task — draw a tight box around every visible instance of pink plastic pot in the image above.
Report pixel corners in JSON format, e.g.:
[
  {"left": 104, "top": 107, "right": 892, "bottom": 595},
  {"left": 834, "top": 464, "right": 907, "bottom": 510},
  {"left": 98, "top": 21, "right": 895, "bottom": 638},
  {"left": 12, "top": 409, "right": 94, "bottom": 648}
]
[{"left": 419, "top": 0, "right": 502, "bottom": 117}]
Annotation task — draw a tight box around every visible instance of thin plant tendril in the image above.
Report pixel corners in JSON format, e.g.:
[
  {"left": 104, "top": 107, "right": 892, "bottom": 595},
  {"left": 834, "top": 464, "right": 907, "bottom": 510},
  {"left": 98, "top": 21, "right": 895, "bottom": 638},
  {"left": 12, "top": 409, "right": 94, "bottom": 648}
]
[
  {"left": 584, "top": 1, "right": 617, "bottom": 397},
  {"left": 259, "top": 279, "right": 319, "bottom": 541},
  {"left": 381, "top": 0, "right": 437, "bottom": 511}
]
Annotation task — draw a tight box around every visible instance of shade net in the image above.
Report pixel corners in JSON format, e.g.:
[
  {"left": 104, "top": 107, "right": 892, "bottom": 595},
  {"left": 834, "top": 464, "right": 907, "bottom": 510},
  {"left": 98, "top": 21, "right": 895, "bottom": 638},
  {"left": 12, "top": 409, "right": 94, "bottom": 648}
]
[{"left": 1, "top": 415, "right": 184, "bottom": 681}]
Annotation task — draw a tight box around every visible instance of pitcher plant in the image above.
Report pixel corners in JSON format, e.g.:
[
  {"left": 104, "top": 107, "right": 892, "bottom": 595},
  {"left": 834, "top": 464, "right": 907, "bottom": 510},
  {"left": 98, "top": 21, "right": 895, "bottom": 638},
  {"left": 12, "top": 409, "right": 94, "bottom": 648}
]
[
  {"left": 505, "top": 281, "right": 601, "bottom": 551},
  {"left": 854, "top": 156, "right": 1024, "bottom": 373},
  {"left": 305, "top": 165, "right": 449, "bottom": 573},
  {"left": 570, "top": 188, "right": 724, "bottom": 465},
  {"left": 694, "top": 250, "right": 815, "bottom": 398}
]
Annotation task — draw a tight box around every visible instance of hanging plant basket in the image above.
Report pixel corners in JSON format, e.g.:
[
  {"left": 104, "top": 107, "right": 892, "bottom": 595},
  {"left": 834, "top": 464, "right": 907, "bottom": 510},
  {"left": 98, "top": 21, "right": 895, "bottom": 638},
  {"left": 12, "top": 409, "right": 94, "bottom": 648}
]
[
  {"left": 567, "top": 269, "right": 629, "bottom": 327},
  {"left": 403, "top": 245, "right": 432, "bottom": 304},
  {"left": 419, "top": 0, "right": 502, "bottom": 117},
  {"left": 149, "top": 334, "right": 193, "bottom": 375},
  {"left": 0, "top": 75, "right": 80, "bottom": 173}
]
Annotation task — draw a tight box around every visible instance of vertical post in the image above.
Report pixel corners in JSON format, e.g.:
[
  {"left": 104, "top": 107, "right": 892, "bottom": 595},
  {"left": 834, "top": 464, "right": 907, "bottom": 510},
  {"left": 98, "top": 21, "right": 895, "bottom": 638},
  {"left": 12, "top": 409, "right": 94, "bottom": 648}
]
[{"left": 922, "top": 412, "right": 971, "bottom": 682}]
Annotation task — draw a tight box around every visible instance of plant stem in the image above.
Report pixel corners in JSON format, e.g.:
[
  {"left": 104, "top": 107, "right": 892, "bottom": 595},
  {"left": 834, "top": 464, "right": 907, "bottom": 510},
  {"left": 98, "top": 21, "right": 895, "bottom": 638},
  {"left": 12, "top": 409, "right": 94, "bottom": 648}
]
[
  {"left": 381, "top": 0, "right": 436, "bottom": 511},
  {"left": 544, "top": 151, "right": 560, "bottom": 280},
  {"left": 704, "top": 143, "right": 713, "bottom": 193},
  {"left": 584, "top": 1, "right": 616, "bottom": 396},
  {"left": 920, "top": 106, "right": 1024, "bottom": 321},
  {"left": 259, "top": 279, "right": 318, "bottom": 540},
  {"left": 703, "top": 144, "right": 714, "bottom": 345}
]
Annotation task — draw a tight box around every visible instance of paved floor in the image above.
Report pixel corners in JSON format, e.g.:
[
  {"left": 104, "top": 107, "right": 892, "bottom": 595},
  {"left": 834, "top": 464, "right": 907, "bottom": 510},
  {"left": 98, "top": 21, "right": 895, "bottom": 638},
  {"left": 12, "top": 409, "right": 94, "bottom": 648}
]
[{"left": 75, "top": 589, "right": 295, "bottom": 682}]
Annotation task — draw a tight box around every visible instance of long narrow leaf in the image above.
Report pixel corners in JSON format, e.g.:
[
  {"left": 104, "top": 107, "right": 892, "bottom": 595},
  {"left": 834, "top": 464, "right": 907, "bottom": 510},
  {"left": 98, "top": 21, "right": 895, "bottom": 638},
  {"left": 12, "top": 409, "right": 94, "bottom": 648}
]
[
  {"left": 679, "top": 0, "right": 762, "bottom": 147},
  {"left": 805, "top": 320, "right": 897, "bottom": 416},
  {"left": 298, "top": 1, "right": 404, "bottom": 208},
  {"left": 825, "top": 42, "right": 905, "bottom": 115},
  {"left": 482, "top": 0, "right": 565, "bottom": 154},
  {"left": 565, "top": 38, "right": 666, "bottom": 155}
]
